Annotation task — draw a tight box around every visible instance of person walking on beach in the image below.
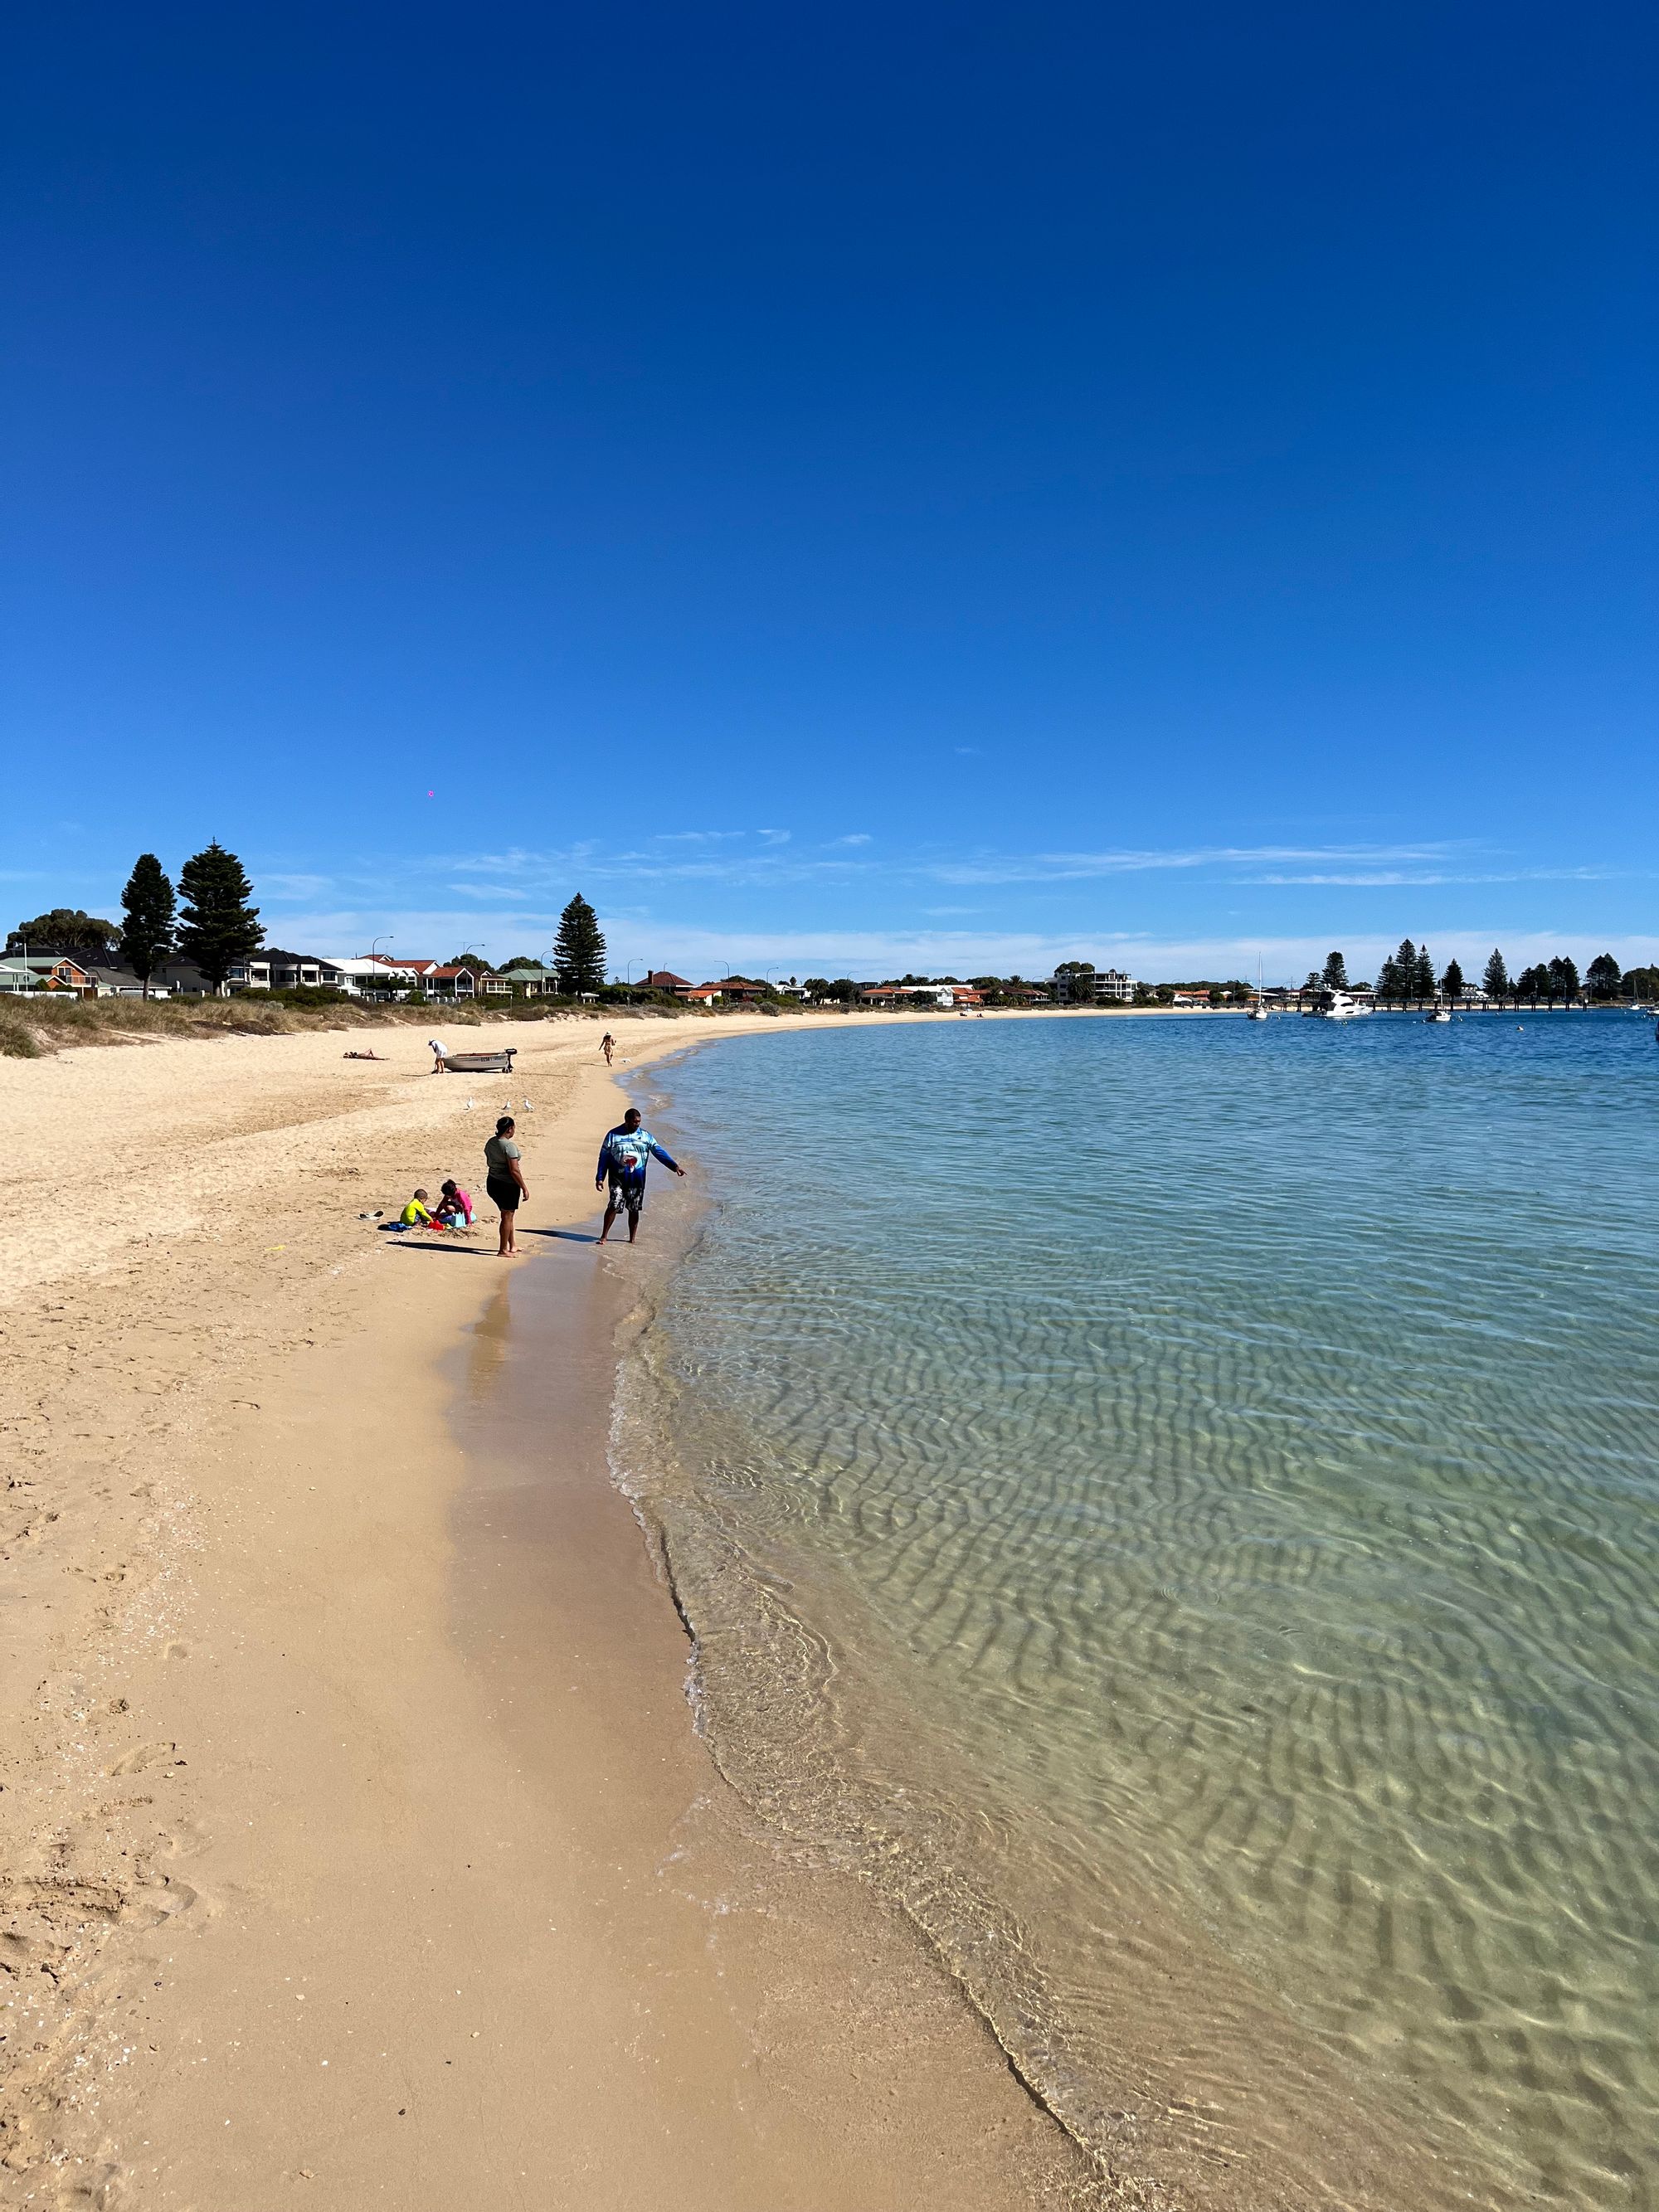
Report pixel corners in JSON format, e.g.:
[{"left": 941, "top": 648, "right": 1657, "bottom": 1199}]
[
  {"left": 596, "top": 1106, "right": 684, "bottom": 1245},
  {"left": 600, "top": 1032, "right": 615, "bottom": 1067},
  {"left": 484, "top": 1115, "right": 528, "bottom": 1257}
]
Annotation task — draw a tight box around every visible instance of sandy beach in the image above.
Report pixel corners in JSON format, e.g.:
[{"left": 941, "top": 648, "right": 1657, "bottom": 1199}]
[{"left": 0, "top": 1012, "right": 1102, "bottom": 2210}]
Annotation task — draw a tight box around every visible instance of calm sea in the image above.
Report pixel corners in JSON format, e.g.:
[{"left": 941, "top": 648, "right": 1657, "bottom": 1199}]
[{"left": 612, "top": 1011, "right": 1659, "bottom": 2208}]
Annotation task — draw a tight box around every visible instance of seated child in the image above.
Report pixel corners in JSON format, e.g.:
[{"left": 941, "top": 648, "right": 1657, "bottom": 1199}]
[
  {"left": 434, "top": 1179, "right": 474, "bottom": 1229},
  {"left": 398, "top": 1189, "right": 435, "bottom": 1228}
]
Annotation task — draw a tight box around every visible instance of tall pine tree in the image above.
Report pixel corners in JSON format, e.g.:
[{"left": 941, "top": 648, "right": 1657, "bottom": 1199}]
[
  {"left": 1548, "top": 955, "right": 1579, "bottom": 1003},
  {"left": 1481, "top": 948, "right": 1509, "bottom": 1003},
  {"left": 177, "top": 843, "right": 262, "bottom": 989},
  {"left": 1321, "top": 950, "right": 1349, "bottom": 989},
  {"left": 1440, "top": 958, "right": 1464, "bottom": 1004},
  {"left": 1413, "top": 943, "right": 1438, "bottom": 1000},
  {"left": 1381, "top": 940, "right": 1416, "bottom": 1005},
  {"left": 120, "top": 854, "right": 176, "bottom": 994},
  {"left": 1585, "top": 953, "right": 1621, "bottom": 1000},
  {"left": 552, "top": 893, "right": 607, "bottom": 994}
]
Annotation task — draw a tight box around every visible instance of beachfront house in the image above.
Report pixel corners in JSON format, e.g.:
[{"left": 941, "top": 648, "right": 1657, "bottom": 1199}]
[
  {"left": 352, "top": 956, "right": 483, "bottom": 999},
  {"left": 1170, "top": 989, "right": 1214, "bottom": 1008},
  {"left": 224, "top": 950, "right": 364, "bottom": 993},
  {"left": 676, "top": 975, "right": 767, "bottom": 1004},
  {"left": 1051, "top": 963, "right": 1136, "bottom": 1004},
  {"left": 0, "top": 955, "right": 183, "bottom": 999},
  {"left": 859, "top": 981, "right": 981, "bottom": 1009},
  {"left": 36, "top": 957, "right": 94, "bottom": 993},
  {"left": 83, "top": 965, "right": 163, "bottom": 997},
  {"left": 494, "top": 964, "right": 552, "bottom": 997},
  {"left": 412, "top": 964, "right": 480, "bottom": 1000},
  {"left": 0, "top": 954, "right": 82, "bottom": 991},
  {"left": 644, "top": 970, "right": 691, "bottom": 994}
]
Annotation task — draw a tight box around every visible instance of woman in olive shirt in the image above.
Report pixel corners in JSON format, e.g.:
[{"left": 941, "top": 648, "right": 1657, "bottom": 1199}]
[{"left": 484, "top": 1116, "right": 528, "bottom": 1257}]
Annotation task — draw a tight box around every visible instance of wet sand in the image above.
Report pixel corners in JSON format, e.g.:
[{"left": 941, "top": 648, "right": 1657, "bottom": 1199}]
[{"left": 0, "top": 1013, "right": 1099, "bottom": 2208}]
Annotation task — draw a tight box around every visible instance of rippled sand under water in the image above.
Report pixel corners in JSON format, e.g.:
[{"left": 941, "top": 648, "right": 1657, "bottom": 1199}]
[{"left": 613, "top": 1013, "right": 1659, "bottom": 2207}]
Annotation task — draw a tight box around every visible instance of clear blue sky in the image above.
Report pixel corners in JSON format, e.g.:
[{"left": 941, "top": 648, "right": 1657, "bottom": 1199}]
[{"left": 6, "top": 2, "right": 1654, "bottom": 982}]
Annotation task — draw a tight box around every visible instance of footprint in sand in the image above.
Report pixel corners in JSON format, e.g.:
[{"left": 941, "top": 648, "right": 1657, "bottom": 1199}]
[{"left": 107, "top": 1742, "right": 184, "bottom": 1777}]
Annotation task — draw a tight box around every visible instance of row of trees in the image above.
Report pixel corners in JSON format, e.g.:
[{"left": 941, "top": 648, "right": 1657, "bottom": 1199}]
[
  {"left": 6, "top": 873, "right": 611, "bottom": 1000},
  {"left": 1307, "top": 943, "right": 1641, "bottom": 1007},
  {"left": 7, "top": 845, "right": 261, "bottom": 994}
]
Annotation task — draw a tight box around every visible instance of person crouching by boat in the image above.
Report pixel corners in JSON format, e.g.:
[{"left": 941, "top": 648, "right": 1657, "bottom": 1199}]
[
  {"left": 429, "top": 1038, "right": 450, "bottom": 1072},
  {"left": 484, "top": 1116, "right": 528, "bottom": 1257},
  {"left": 596, "top": 1106, "right": 685, "bottom": 1247},
  {"left": 434, "top": 1178, "right": 474, "bottom": 1230}
]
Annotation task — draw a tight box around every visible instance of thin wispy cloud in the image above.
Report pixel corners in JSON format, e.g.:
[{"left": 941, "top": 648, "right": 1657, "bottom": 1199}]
[
  {"left": 925, "top": 842, "right": 1460, "bottom": 887},
  {"left": 1240, "top": 865, "right": 1626, "bottom": 888}
]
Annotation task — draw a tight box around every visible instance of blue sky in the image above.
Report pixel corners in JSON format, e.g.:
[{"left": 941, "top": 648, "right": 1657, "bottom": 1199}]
[{"left": 6, "top": 2, "right": 1654, "bottom": 982}]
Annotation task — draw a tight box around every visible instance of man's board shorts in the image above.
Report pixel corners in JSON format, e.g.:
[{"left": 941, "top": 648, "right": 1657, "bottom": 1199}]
[
  {"left": 606, "top": 1172, "right": 646, "bottom": 1218},
  {"left": 486, "top": 1174, "right": 521, "bottom": 1214}
]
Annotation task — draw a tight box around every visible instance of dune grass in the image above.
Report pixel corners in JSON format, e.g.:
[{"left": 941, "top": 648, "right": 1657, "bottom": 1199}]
[{"left": 0, "top": 992, "right": 630, "bottom": 1060}]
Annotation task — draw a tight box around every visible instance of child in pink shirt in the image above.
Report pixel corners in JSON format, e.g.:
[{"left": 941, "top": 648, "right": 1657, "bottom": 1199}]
[{"left": 435, "top": 1179, "right": 474, "bottom": 1229}]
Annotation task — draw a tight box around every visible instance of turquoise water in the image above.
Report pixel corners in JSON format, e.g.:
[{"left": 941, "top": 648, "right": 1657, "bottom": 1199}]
[{"left": 614, "top": 1012, "right": 1659, "bottom": 2207}]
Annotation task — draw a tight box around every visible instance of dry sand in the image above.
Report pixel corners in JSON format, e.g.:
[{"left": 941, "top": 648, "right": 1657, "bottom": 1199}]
[{"left": 0, "top": 1013, "right": 1104, "bottom": 2209}]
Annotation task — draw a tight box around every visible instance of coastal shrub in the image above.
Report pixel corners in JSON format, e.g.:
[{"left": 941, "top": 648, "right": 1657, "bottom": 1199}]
[
  {"left": 0, "top": 987, "right": 649, "bottom": 1056},
  {"left": 0, "top": 1012, "right": 41, "bottom": 1057}
]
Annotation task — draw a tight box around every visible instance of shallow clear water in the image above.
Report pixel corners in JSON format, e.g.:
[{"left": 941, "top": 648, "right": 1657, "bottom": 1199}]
[{"left": 615, "top": 1012, "right": 1659, "bottom": 2206}]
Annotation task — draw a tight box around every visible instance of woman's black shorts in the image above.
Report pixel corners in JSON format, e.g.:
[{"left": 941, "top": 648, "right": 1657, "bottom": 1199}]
[{"left": 487, "top": 1175, "right": 521, "bottom": 1214}]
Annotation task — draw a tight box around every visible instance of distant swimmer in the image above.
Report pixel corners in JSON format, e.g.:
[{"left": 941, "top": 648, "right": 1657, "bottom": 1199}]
[
  {"left": 596, "top": 1106, "right": 685, "bottom": 1247},
  {"left": 600, "top": 1032, "right": 615, "bottom": 1066}
]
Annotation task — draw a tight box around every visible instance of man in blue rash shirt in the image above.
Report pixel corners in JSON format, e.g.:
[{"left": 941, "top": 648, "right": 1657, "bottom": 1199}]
[{"left": 595, "top": 1106, "right": 686, "bottom": 1245}]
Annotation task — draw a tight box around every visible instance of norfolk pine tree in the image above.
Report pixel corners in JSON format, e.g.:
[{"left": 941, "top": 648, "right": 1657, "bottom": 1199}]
[
  {"left": 1379, "top": 940, "right": 1416, "bottom": 1004},
  {"left": 120, "top": 854, "right": 176, "bottom": 995},
  {"left": 1440, "top": 958, "right": 1464, "bottom": 1004},
  {"left": 1586, "top": 953, "right": 1621, "bottom": 1000},
  {"left": 1481, "top": 949, "right": 1510, "bottom": 1004},
  {"left": 553, "top": 893, "right": 607, "bottom": 994},
  {"left": 177, "top": 843, "right": 263, "bottom": 989},
  {"left": 1321, "top": 950, "right": 1349, "bottom": 989}
]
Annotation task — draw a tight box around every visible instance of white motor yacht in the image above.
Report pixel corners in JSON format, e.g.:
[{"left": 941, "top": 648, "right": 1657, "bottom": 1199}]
[
  {"left": 1302, "top": 988, "right": 1371, "bottom": 1019},
  {"left": 1425, "top": 1009, "right": 1452, "bottom": 1023}
]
